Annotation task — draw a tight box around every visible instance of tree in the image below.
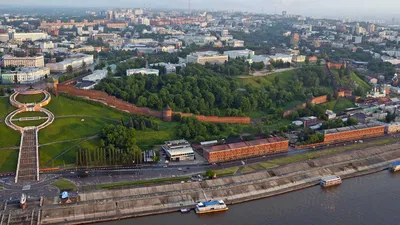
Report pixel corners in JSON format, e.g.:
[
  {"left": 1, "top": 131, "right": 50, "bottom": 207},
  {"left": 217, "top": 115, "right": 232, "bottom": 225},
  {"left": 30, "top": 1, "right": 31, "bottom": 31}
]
[
  {"left": 82, "top": 61, "right": 87, "bottom": 68},
  {"left": 66, "top": 65, "right": 73, "bottom": 73},
  {"left": 316, "top": 59, "right": 322, "bottom": 66},
  {"left": 205, "top": 170, "right": 216, "bottom": 179},
  {"left": 267, "top": 64, "right": 274, "bottom": 72},
  {"left": 305, "top": 57, "right": 310, "bottom": 65}
]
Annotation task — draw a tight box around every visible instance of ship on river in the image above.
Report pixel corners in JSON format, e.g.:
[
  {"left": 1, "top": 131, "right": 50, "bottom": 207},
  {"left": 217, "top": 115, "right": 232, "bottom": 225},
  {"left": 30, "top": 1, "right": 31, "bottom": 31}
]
[
  {"left": 195, "top": 200, "right": 228, "bottom": 214},
  {"left": 320, "top": 176, "right": 342, "bottom": 187},
  {"left": 390, "top": 161, "right": 400, "bottom": 172}
]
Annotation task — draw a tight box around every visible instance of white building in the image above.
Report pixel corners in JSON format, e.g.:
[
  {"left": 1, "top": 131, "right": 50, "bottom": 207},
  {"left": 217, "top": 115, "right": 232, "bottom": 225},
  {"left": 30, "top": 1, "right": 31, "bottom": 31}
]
[
  {"left": 186, "top": 51, "right": 228, "bottom": 65},
  {"left": 46, "top": 54, "right": 93, "bottom": 72},
  {"left": 39, "top": 41, "right": 55, "bottom": 50},
  {"left": 326, "top": 110, "right": 337, "bottom": 120},
  {"left": 2, "top": 55, "right": 45, "bottom": 67},
  {"left": 269, "top": 53, "right": 292, "bottom": 63},
  {"left": 224, "top": 49, "right": 254, "bottom": 59},
  {"left": 149, "top": 62, "right": 186, "bottom": 74},
  {"left": 227, "top": 39, "right": 244, "bottom": 47},
  {"left": 126, "top": 68, "right": 159, "bottom": 76},
  {"left": 292, "top": 55, "right": 306, "bottom": 63},
  {"left": 11, "top": 32, "right": 47, "bottom": 41},
  {"left": 183, "top": 35, "right": 217, "bottom": 46},
  {"left": 162, "top": 139, "right": 195, "bottom": 161},
  {"left": 1, "top": 67, "right": 50, "bottom": 84},
  {"left": 130, "top": 38, "right": 155, "bottom": 45}
]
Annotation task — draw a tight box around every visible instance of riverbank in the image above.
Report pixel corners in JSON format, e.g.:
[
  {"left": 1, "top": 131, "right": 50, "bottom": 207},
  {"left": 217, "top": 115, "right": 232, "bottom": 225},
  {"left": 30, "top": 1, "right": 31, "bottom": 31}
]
[{"left": 5, "top": 141, "right": 400, "bottom": 225}]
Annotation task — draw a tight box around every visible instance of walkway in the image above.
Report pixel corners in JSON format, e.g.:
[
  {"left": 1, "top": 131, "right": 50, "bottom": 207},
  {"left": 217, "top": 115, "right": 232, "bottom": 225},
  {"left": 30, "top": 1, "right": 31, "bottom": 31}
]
[
  {"left": 5, "top": 89, "right": 55, "bottom": 184},
  {"left": 15, "top": 128, "right": 39, "bottom": 183}
]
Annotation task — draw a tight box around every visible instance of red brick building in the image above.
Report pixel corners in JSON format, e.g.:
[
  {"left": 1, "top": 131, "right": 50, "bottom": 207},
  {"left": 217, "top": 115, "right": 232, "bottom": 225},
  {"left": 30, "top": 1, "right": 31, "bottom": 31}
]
[
  {"left": 203, "top": 137, "right": 289, "bottom": 163},
  {"left": 323, "top": 124, "right": 385, "bottom": 143}
]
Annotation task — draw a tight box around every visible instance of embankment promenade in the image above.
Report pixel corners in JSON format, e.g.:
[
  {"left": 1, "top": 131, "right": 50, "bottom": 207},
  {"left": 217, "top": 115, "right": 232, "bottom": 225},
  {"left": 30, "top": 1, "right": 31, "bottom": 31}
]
[{"left": 5, "top": 142, "right": 400, "bottom": 225}]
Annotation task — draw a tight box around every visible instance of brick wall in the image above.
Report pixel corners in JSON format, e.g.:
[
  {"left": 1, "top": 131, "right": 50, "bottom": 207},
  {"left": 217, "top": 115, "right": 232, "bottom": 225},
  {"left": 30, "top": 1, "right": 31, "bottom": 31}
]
[
  {"left": 283, "top": 95, "right": 328, "bottom": 118},
  {"left": 327, "top": 62, "right": 346, "bottom": 70},
  {"left": 176, "top": 112, "right": 251, "bottom": 124}
]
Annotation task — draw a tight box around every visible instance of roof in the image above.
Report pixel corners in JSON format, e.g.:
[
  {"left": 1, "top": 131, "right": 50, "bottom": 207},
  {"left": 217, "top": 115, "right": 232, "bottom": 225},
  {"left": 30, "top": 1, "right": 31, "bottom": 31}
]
[
  {"left": 203, "top": 200, "right": 221, "bottom": 206},
  {"left": 166, "top": 146, "right": 194, "bottom": 156},
  {"left": 392, "top": 161, "right": 400, "bottom": 166},
  {"left": 205, "top": 137, "right": 287, "bottom": 153}
]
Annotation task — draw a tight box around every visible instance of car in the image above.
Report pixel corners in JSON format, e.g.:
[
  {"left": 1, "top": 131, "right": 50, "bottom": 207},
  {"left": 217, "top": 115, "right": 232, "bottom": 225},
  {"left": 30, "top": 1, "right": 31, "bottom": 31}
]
[
  {"left": 163, "top": 165, "right": 168, "bottom": 168},
  {"left": 178, "top": 168, "right": 182, "bottom": 171}
]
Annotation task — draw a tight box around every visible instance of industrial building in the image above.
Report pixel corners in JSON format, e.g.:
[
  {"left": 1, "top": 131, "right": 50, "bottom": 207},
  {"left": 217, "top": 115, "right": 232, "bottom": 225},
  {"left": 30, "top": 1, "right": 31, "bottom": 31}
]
[
  {"left": 323, "top": 123, "right": 385, "bottom": 143},
  {"left": 162, "top": 140, "right": 195, "bottom": 161}
]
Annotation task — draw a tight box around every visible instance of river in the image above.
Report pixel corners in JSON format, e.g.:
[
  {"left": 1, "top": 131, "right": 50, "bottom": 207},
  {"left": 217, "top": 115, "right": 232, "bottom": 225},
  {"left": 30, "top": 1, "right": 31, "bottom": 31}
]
[{"left": 101, "top": 171, "right": 400, "bottom": 225}]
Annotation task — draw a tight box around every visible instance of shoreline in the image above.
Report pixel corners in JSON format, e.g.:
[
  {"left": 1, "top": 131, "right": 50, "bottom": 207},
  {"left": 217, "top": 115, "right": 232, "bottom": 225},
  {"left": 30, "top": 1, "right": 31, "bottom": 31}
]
[
  {"left": 9, "top": 142, "right": 400, "bottom": 225},
  {"left": 76, "top": 166, "right": 390, "bottom": 225}
]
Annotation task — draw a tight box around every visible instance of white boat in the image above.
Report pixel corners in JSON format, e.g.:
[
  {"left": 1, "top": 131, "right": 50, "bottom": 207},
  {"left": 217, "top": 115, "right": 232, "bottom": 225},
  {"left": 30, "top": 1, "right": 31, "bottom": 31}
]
[
  {"left": 390, "top": 161, "right": 400, "bottom": 172},
  {"left": 195, "top": 200, "right": 228, "bottom": 214},
  {"left": 180, "top": 208, "right": 190, "bottom": 213},
  {"left": 320, "top": 175, "right": 342, "bottom": 187}
]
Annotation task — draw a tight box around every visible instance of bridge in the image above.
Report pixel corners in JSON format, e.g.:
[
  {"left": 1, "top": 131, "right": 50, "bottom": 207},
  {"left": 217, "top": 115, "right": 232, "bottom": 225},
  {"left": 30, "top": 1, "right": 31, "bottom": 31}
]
[{"left": 5, "top": 89, "right": 54, "bottom": 184}]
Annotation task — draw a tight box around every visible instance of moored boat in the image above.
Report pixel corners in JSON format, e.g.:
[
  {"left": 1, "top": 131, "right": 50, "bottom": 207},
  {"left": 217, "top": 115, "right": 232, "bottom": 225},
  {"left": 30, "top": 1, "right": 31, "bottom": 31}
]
[
  {"left": 195, "top": 200, "right": 228, "bottom": 214},
  {"left": 180, "top": 208, "right": 190, "bottom": 213},
  {"left": 390, "top": 161, "right": 400, "bottom": 172},
  {"left": 320, "top": 175, "right": 342, "bottom": 187}
]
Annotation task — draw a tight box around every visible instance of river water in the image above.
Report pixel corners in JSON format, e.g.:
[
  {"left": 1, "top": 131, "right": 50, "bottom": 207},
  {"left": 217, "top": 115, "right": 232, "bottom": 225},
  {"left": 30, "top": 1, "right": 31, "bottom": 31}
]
[{"left": 101, "top": 171, "right": 400, "bottom": 225}]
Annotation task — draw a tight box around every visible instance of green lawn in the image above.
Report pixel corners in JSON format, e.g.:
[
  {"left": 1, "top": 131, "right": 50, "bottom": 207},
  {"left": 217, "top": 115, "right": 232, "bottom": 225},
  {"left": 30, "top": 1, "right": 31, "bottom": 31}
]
[
  {"left": 13, "top": 111, "right": 47, "bottom": 119},
  {"left": 239, "top": 70, "right": 295, "bottom": 88},
  {"left": 136, "top": 122, "right": 179, "bottom": 149},
  {"left": 258, "top": 162, "right": 278, "bottom": 169},
  {"left": 13, "top": 119, "right": 47, "bottom": 127},
  {"left": 349, "top": 72, "right": 371, "bottom": 90},
  {"left": 45, "top": 95, "right": 129, "bottom": 119},
  {"left": 39, "top": 117, "right": 117, "bottom": 144},
  {"left": 241, "top": 166, "right": 254, "bottom": 173},
  {"left": 214, "top": 167, "right": 239, "bottom": 177},
  {"left": 0, "top": 123, "right": 20, "bottom": 148},
  {"left": 0, "top": 150, "right": 18, "bottom": 173},
  {"left": 15, "top": 93, "right": 44, "bottom": 103},
  {"left": 265, "top": 119, "right": 291, "bottom": 132},
  {"left": 87, "top": 176, "right": 190, "bottom": 190},
  {"left": 40, "top": 140, "right": 81, "bottom": 167},
  {"left": 0, "top": 98, "right": 16, "bottom": 118},
  {"left": 333, "top": 98, "right": 355, "bottom": 114},
  {"left": 52, "top": 178, "right": 78, "bottom": 191}
]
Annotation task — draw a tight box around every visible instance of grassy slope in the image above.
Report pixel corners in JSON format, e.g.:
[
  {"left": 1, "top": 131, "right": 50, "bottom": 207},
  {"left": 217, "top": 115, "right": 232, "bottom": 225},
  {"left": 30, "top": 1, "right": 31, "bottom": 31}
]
[
  {"left": 333, "top": 98, "right": 356, "bottom": 113},
  {"left": 0, "top": 150, "right": 18, "bottom": 173},
  {"left": 15, "top": 93, "right": 44, "bottom": 103},
  {"left": 239, "top": 70, "right": 294, "bottom": 88},
  {"left": 39, "top": 117, "right": 116, "bottom": 144},
  {"left": 0, "top": 98, "right": 20, "bottom": 148},
  {"left": 40, "top": 140, "right": 81, "bottom": 167},
  {"left": 350, "top": 72, "right": 371, "bottom": 90}
]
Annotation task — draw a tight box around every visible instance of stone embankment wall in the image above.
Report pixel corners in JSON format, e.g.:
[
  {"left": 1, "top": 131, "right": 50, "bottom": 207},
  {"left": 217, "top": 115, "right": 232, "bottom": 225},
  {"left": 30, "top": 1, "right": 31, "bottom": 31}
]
[{"left": 36, "top": 142, "right": 400, "bottom": 225}]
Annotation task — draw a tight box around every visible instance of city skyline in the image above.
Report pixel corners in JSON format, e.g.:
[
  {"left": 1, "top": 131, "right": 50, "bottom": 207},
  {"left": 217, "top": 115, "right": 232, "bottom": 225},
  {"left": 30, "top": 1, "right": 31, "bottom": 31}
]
[{"left": 1, "top": 0, "right": 399, "bottom": 21}]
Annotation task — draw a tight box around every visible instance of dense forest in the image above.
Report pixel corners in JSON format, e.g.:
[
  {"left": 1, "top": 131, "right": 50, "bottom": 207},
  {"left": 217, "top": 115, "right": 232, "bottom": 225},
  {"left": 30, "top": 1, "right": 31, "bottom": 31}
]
[{"left": 95, "top": 63, "right": 331, "bottom": 116}]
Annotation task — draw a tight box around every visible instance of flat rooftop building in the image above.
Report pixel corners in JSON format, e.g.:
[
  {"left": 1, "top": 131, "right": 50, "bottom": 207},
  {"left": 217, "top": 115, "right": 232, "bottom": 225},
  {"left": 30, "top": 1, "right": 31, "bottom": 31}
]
[
  {"left": 203, "top": 137, "right": 289, "bottom": 163},
  {"left": 126, "top": 68, "right": 159, "bottom": 76},
  {"left": 2, "top": 55, "right": 45, "bottom": 68},
  {"left": 1, "top": 67, "right": 50, "bottom": 84},
  {"left": 162, "top": 139, "right": 195, "bottom": 161},
  {"left": 186, "top": 51, "right": 228, "bottom": 65}
]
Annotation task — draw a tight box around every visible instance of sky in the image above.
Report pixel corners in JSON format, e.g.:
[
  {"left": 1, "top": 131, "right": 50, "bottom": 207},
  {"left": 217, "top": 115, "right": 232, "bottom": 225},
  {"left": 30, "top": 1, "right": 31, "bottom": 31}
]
[{"left": 0, "top": 0, "right": 398, "bottom": 20}]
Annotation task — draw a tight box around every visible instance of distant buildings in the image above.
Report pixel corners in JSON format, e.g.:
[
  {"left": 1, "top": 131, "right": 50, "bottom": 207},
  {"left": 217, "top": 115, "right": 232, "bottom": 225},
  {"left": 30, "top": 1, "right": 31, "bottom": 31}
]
[
  {"left": 223, "top": 49, "right": 254, "bottom": 59},
  {"left": 186, "top": 51, "right": 228, "bottom": 65},
  {"left": 2, "top": 55, "right": 45, "bottom": 68},
  {"left": 1, "top": 67, "right": 50, "bottom": 84},
  {"left": 126, "top": 68, "right": 159, "bottom": 76},
  {"left": 227, "top": 39, "right": 244, "bottom": 48},
  {"left": 46, "top": 54, "right": 93, "bottom": 72},
  {"left": 292, "top": 55, "right": 306, "bottom": 63},
  {"left": 149, "top": 62, "right": 186, "bottom": 74},
  {"left": 10, "top": 32, "right": 47, "bottom": 41},
  {"left": 162, "top": 139, "right": 195, "bottom": 161}
]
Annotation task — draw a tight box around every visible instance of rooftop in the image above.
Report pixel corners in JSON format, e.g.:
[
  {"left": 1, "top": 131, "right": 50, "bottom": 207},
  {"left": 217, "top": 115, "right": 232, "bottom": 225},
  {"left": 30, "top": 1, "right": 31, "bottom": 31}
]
[
  {"left": 204, "top": 137, "right": 287, "bottom": 153},
  {"left": 323, "top": 123, "right": 382, "bottom": 134}
]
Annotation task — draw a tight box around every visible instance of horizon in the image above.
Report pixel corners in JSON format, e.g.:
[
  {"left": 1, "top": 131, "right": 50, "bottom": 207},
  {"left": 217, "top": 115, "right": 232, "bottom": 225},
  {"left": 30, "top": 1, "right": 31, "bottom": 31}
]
[{"left": 0, "top": 0, "right": 398, "bottom": 22}]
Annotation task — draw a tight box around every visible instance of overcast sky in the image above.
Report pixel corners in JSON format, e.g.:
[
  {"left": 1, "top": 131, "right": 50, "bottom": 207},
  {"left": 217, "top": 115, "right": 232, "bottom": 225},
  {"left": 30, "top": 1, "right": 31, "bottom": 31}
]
[{"left": 1, "top": 0, "right": 398, "bottom": 20}]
